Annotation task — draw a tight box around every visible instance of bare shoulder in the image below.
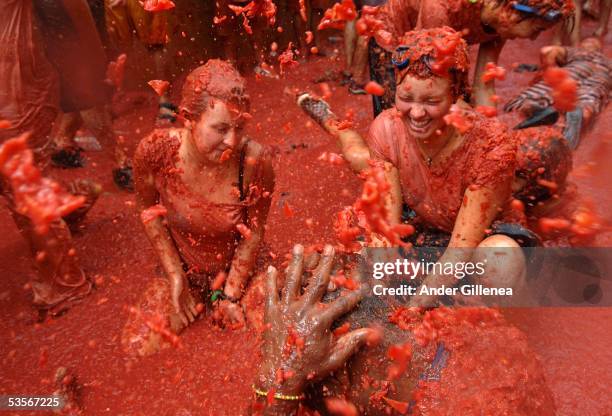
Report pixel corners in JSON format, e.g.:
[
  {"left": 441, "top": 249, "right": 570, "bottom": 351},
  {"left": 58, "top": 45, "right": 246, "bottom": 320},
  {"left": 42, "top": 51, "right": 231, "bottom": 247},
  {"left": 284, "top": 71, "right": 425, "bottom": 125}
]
[
  {"left": 134, "top": 128, "right": 184, "bottom": 172},
  {"left": 244, "top": 139, "right": 274, "bottom": 165}
]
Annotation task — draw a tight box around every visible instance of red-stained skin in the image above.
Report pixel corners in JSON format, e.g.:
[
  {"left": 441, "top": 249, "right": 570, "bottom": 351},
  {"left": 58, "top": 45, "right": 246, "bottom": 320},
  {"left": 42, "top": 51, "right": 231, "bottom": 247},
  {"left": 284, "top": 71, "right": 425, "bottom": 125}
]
[{"left": 0, "top": 17, "right": 610, "bottom": 416}]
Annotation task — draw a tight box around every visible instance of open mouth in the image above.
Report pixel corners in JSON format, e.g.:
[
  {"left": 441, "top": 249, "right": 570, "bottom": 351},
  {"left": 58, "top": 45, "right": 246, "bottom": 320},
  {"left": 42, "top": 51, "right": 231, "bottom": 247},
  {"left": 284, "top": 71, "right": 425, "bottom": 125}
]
[{"left": 408, "top": 118, "right": 433, "bottom": 134}]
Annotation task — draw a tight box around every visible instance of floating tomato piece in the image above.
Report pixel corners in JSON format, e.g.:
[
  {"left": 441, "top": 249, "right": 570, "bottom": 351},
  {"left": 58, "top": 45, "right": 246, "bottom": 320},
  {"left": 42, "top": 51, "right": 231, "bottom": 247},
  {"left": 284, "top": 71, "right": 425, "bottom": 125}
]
[
  {"left": 140, "top": 204, "right": 168, "bottom": 224},
  {"left": 543, "top": 67, "right": 577, "bottom": 112},
  {"left": 443, "top": 105, "right": 473, "bottom": 133},
  {"left": 382, "top": 397, "right": 409, "bottom": 414},
  {"left": 282, "top": 201, "right": 295, "bottom": 217},
  {"left": 147, "top": 80, "right": 170, "bottom": 96},
  {"left": 278, "top": 42, "right": 299, "bottom": 74},
  {"left": 211, "top": 272, "right": 227, "bottom": 291},
  {"left": 0, "top": 134, "right": 85, "bottom": 234},
  {"left": 213, "top": 15, "right": 227, "bottom": 24},
  {"left": 364, "top": 81, "right": 385, "bottom": 96},
  {"left": 510, "top": 199, "right": 525, "bottom": 212},
  {"left": 305, "top": 30, "right": 314, "bottom": 44},
  {"left": 539, "top": 217, "right": 571, "bottom": 234},
  {"left": 299, "top": 0, "right": 307, "bottom": 21},
  {"left": 355, "top": 6, "right": 385, "bottom": 37},
  {"left": 219, "top": 149, "right": 233, "bottom": 162},
  {"left": 325, "top": 397, "right": 358, "bottom": 416},
  {"left": 481, "top": 62, "right": 506, "bottom": 83},
  {"left": 142, "top": 0, "right": 175, "bottom": 12},
  {"left": 0, "top": 120, "right": 11, "bottom": 129},
  {"left": 317, "top": 0, "right": 357, "bottom": 30},
  {"left": 105, "top": 53, "right": 127, "bottom": 89},
  {"left": 475, "top": 105, "right": 497, "bottom": 118},
  {"left": 333, "top": 322, "right": 350, "bottom": 336}
]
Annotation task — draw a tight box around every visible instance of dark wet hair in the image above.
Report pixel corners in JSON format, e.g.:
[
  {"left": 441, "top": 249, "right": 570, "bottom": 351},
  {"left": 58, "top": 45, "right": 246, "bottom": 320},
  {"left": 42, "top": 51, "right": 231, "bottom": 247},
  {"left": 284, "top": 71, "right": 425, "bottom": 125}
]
[
  {"left": 394, "top": 28, "right": 471, "bottom": 102},
  {"left": 514, "top": 128, "right": 572, "bottom": 205},
  {"left": 179, "top": 59, "right": 250, "bottom": 121}
]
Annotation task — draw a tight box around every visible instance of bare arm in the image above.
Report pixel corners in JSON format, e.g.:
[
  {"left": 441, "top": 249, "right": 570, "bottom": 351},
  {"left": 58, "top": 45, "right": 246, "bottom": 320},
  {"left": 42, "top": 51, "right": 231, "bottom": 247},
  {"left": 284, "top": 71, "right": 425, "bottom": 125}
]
[
  {"left": 134, "top": 145, "right": 198, "bottom": 329},
  {"left": 324, "top": 121, "right": 372, "bottom": 173},
  {"left": 224, "top": 149, "right": 275, "bottom": 300},
  {"left": 409, "top": 178, "right": 511, "bottom": 306},
  {"left": 473, "top": 39, "right": 506, "bottom": 107},
  {"left": 540, "top": 45, "right": 568, "bottom": 68}
]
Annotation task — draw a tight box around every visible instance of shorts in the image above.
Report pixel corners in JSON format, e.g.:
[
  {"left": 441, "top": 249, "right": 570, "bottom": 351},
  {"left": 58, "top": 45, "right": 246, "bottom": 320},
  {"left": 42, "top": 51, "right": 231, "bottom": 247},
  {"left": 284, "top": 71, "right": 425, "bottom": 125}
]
[{"left": 105, "top": 0, "right": 169, "bottom": 48}]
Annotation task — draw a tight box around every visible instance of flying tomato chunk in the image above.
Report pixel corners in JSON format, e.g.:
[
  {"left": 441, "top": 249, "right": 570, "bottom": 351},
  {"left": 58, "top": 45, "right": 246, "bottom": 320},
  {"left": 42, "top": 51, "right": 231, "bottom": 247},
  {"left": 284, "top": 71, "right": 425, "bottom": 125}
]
[
  {"left": 365, "top": 81, "right": 385, "bottom": 96},
  {"left": 325, "top": 397, "right": 358, "bottom": 416},
  {"left": 317, "top": 0, "right": 357, "bottom": 30},
  {"left": 481, "top": 62, "right": 507, "bottom": 83},
  {"left": 140, "top": 204, "right": 168, "bottom": 224},
  {"left": 543, "top": 67, "right": 577, "bottom": 112},
  {"left": 0, "top": 134, "right": 85, "bottom": 234},
  {"left": 105, "top": 54, "right": 127, "bottom": 89},
  {"left": 141, "top": 0, "right": 175, "bottom": 12},
  {"left": 147, "top": 80, "right": 170, "bottom": 97}
]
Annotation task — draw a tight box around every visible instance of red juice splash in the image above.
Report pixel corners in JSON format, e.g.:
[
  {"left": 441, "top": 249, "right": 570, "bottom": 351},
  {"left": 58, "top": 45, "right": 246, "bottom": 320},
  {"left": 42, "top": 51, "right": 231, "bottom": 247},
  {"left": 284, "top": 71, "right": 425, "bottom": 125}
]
[
  {"left": 147, "top": 80, "right": 170, "bottom": 97},
  {"left": 543, "top": 67, "right": 577, "bottom": 112},
  {"left": 317, "top": 0, "right": 357, "bottom": 30},
  {"left": 141, "top": 0, "right": 175, "bottom": 12},
  {"left": 0, "top": 134, "right": 85, "bottom": 234}
]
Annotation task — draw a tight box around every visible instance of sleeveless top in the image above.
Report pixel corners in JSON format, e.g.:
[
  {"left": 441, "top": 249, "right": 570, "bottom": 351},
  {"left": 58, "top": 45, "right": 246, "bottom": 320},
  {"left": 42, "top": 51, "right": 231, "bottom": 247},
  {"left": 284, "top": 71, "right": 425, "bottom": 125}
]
[
  {"left": 366, "top": 108, "right": 517, "bottom": 232},
  {"left": 135, "top": 129, "right": 271, "bottom": 275}
]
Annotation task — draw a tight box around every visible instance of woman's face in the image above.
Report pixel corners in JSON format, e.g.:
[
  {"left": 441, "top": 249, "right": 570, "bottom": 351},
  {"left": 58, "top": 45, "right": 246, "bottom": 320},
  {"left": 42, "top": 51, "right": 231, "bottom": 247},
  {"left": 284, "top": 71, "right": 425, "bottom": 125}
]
[
  {"left": 395, "top": 74, "right": 453, "bottom": 141},
  {"left": 492, "top": 8, "right": 552, "bottom": 40},
  {"left": 189, "top": 99, "right": 246, "bottom": 163}
]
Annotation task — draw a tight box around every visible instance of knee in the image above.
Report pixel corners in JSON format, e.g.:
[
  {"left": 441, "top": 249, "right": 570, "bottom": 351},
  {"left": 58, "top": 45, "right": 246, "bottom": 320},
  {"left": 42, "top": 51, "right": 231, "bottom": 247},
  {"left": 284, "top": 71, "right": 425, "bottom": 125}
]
[
  {"left": 475, "top": 235, "right": 526, "bottom": 289},
  {"left": 478, "top": 234, "right": 521, "bottom": 249}
]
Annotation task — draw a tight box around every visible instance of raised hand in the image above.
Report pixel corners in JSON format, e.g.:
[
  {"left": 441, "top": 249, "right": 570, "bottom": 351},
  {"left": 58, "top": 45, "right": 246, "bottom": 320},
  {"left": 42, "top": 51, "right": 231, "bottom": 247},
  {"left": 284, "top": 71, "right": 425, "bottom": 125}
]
[{"left": 254, "top": 244, "right": 373, "bottom": 407}]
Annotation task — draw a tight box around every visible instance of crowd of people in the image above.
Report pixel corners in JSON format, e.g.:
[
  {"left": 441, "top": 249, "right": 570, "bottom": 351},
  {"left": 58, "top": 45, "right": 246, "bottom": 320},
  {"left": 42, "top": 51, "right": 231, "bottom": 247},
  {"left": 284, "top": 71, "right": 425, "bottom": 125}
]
[{"left": 0, "top": 0, "right": 610, "bottom": 414}]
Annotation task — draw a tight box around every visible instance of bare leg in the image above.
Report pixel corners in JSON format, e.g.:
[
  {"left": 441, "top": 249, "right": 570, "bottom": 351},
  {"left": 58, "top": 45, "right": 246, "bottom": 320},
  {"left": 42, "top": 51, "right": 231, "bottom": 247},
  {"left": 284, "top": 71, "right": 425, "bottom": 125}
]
[
  {"left": 50, "top": 112, "right": 85, "bottom": 168},
  {"left": 595, "top": 0, "right": 611, "bottom": 37},
  {"left": 345, "top": 19, "right": 357, "bottom": 68},
  {"left": 570, "top": 0, "right": 583, "bottom": 46},
  {"left": 472, "top": 39, "right": 505, "bottom": 107},
  {"left": 351, "top": 35, "right": 369, "bottom": 85},
  {"left": 5, "top": 197, "right": 90, "bottom": 313},
  {"left": 469, "top": 235, "right": 530, "bottom": 306}
]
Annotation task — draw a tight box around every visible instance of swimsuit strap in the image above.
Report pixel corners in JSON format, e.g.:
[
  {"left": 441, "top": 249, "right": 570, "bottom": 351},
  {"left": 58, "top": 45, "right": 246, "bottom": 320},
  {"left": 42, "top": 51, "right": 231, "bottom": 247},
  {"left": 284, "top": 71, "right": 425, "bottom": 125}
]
[{"left": 238, "top": 140, "right": 248, "bottom": 201}]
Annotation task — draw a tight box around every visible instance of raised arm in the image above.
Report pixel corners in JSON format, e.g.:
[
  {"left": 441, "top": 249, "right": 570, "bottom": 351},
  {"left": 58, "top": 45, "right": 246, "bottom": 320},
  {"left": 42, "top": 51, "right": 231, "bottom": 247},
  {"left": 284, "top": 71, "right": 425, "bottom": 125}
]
[{"left": 252, "top": 245, "right": 373, "bottom": 415}]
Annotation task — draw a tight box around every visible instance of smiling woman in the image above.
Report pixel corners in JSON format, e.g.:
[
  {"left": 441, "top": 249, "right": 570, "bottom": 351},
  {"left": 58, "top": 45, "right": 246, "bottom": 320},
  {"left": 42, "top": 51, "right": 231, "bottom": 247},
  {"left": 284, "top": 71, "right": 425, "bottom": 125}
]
[
  {"left": 298, "top": 27, "right": 573, "bottom": 307},
  {"left": 130, "top": 60, "right": 275, "bottom": 345}
]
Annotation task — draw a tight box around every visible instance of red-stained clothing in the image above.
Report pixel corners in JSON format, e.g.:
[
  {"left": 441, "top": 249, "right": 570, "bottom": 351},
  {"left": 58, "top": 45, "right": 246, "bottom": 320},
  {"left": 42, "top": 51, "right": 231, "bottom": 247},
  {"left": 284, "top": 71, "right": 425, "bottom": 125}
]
[
  {"left": 366, "top": 108, "right": 517, "bottom": 233},
  {"left": 374, "top": 0, "right": 497, "bottom": 51},
  {"left": 134, "top": 129, "right": 270, "bottom": 277},
  {"left": 0, "top": 0, "right": 59, "bottom": 150},
  {"left": 34, "top": 0, "right": 110, "bottom": 112}
]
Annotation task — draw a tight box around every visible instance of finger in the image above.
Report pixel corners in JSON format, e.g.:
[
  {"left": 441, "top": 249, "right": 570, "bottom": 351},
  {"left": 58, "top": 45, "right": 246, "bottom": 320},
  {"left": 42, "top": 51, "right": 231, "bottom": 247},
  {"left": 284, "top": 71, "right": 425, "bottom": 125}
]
[
  {"left": 179, "top": 311, "right": 189, "bottom": 328},
  {"left": 265, "top": 266, "right": 280, "bottom": 317},
  {"left": 321, "top": 289, "right": 364, "bottom": 323},
  {"left": 302, "top": 244, "right": 334, "bottom": 306},
  {"left": 322, "top": 328, "right": 371, "bottom": 374},
  {"left": 281, "top": 244, "right": 305, "bottom": 309},
  {"left": 189, "top": 298, "right": 199, "bottom": 317}
]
